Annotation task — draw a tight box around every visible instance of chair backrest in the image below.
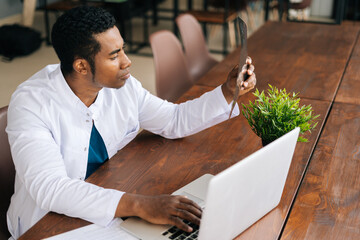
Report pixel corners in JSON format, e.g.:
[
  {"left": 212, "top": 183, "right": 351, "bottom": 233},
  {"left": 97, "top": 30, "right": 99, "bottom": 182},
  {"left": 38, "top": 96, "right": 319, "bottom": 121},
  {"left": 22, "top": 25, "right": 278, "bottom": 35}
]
[
  {"left": 0, "top": 106, "right": 15, "bottom": 239},
  {"left": 290, "top": 0, "right": 312, "bottom": 10},
  {"left": 150, "top": 30, "right": 194, "bottom": 103},
  {"left": 176, "top": 13, "right": 219, "bottom": 82}
]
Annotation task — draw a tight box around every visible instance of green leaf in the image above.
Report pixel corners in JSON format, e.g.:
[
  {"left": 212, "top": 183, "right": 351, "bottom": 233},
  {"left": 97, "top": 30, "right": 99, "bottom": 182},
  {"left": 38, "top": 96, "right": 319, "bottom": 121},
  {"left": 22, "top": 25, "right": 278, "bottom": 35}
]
[{"left": 242, "top": 86, "right": 320, "bottom": 143}]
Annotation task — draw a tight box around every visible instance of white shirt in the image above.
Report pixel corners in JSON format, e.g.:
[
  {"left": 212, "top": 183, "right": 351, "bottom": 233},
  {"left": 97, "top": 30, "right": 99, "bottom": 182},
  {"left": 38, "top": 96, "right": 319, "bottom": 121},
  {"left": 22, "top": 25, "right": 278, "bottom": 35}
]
[{"left": 6, "top": 64, "right": 239, "bottom": 239}]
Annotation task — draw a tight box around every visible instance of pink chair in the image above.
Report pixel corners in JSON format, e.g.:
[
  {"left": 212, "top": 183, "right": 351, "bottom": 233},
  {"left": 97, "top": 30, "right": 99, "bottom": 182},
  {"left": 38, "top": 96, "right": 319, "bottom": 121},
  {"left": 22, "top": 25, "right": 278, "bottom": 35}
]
[
  {"left": 150, "top": 30, "right": 194, "bottom": 103},
  {"left": 176, "top": 13, "right": 219, "bottom": 83},
  {"left": 0, "top": 106, "right": 15, "bottom": 239}
]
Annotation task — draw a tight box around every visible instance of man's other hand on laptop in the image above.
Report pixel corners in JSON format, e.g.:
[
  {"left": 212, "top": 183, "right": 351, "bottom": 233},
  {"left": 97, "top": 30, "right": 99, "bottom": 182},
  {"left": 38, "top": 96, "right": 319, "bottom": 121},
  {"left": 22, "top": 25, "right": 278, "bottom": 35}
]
[{"left": 116, "top": 193, "right": 202, "bottom": 232}]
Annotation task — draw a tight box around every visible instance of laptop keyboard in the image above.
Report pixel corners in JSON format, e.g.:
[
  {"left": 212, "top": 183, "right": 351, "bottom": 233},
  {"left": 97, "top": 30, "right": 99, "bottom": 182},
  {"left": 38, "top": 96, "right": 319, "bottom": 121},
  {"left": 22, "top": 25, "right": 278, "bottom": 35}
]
[
  {"left": 161, "top": 220, "right": 199, "bottom": 240},
  {"left": 161, "top": 192, "right": 204, "bottom": 239}
]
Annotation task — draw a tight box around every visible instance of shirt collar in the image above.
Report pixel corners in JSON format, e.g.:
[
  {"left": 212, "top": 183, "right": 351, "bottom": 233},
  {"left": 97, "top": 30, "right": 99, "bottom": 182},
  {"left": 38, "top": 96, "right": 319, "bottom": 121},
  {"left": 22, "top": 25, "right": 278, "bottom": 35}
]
[{"left": 50, "top": 64, "right": 104, "bottom": 116}]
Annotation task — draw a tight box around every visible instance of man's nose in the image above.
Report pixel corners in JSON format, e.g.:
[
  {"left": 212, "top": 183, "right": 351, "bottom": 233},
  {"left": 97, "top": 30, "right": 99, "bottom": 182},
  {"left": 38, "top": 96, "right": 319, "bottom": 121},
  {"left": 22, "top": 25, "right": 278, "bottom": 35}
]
[{"left": 120, "top": 53, "right": 131, "bottom": 69}]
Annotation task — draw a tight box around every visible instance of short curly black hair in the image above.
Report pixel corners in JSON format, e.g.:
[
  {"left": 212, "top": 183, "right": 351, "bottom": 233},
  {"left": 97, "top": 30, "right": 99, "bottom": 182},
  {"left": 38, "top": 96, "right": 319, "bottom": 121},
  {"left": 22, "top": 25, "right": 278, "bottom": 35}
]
[{"left": 51, "top": 6, "right": 116, "bottom": 75}]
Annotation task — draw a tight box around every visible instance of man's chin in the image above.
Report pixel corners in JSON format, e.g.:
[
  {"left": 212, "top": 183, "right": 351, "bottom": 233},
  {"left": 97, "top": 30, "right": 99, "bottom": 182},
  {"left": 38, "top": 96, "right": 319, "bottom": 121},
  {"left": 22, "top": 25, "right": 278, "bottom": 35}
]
[{"left": 114, "top": 79, "right": 127, "bottom": 89}]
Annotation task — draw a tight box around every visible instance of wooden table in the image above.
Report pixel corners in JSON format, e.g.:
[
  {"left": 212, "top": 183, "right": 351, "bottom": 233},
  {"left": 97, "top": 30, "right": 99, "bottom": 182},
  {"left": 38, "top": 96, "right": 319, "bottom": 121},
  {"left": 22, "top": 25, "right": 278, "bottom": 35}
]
[
  {"left": 19, "top": 22, "right": 360, "bottom": 239},
  {"left": 334, "top": 34, "right": 360, "bottom": 105},
  {"left": 197, "top": 21, "right": 357, "bottom": 102},
  {"left": 280, "top": 102, "right": 360, "bottom": 240},
  {"left": 281, "top": 30, "right": 360, "bottom": 240}
]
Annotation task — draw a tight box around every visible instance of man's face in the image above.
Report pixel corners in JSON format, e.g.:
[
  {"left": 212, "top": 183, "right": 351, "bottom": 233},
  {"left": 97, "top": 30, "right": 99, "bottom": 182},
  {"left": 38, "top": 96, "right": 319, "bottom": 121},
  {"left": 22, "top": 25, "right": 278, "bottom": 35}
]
[{"left": 91, "top": 26, "right": 132, "bottom": 89}]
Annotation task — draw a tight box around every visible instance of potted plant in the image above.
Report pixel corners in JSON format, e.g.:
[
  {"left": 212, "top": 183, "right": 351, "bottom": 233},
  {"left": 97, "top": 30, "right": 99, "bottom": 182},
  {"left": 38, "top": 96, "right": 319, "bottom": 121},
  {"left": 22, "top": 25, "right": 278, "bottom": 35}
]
[{"left": 242, "top": 85, "right": 319, "bottom": 146}]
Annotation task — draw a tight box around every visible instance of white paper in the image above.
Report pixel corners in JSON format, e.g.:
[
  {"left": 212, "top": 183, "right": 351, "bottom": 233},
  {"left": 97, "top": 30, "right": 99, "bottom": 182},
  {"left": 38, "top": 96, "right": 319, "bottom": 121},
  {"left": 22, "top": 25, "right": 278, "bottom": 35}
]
[{"left": 44, "top": 218, "right": 138, "bottom": 240}]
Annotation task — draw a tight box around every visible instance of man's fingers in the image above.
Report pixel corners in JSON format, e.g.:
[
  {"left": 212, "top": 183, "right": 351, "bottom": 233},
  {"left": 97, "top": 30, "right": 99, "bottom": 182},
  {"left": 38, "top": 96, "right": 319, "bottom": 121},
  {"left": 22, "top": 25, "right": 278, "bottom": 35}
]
[
  {"left": 224, "top": 56, "right": 256, "bottom": 99},
  {"left": 173, "top": 207, "right": 201, "bottom": 225},
  {"left": 241, "top": 64, "right": 248, "bottom": 73},
  {"left": 170, "top": 216, "right": 193, "bottom": 232},
  {"left": 247, "top": 73, "right": 256, "bottom": 88},
  {"left": 136, "top": 194, "right": 203, "bottom": 233},
  {"left": 246, "top": 56, "right": 252, "bottom": 65},
  {"left": 179, "top": 196, "right": 202, "bottom": 211},
  {"left": 247, "top": 64, "right": 255, "bottom": 75},
  {"left": 169, "top": 196, "right": 202, "bottom": 231},
  {"left": 241, "top": 63, "right": 254, "bottom": 75},
  {"left": 240, "top": 73, "right": 256, "bottom": 90},
  {"left": 177, "top": 197, "right": 202, "bottom": 222},
  {"left": 178, "top": 202, "right": 202, "bottom": 218}
]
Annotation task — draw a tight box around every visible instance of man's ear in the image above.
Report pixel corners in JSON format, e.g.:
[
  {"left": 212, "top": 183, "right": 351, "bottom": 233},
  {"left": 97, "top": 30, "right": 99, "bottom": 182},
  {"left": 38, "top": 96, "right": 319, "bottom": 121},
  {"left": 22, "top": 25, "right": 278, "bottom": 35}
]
[{"left": 73, "top": 59, "right": 89, "bottom": 75}]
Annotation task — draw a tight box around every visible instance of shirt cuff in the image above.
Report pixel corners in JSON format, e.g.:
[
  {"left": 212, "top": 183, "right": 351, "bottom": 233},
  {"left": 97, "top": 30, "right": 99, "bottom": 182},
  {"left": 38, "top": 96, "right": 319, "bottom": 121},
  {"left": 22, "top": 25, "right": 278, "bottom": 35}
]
[
  {"left": 102, "top": 190, "right": 124, "bottom": 227},
  {"left": 216, "top": 85, "right": 240, "bottom": 118}
]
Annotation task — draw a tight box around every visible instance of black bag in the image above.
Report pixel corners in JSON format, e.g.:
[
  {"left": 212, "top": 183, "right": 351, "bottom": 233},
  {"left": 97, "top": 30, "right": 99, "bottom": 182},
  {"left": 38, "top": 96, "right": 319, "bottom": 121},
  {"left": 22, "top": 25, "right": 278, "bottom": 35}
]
[{"left": 0, "top": 24, "right": 42, "bottom": 61}]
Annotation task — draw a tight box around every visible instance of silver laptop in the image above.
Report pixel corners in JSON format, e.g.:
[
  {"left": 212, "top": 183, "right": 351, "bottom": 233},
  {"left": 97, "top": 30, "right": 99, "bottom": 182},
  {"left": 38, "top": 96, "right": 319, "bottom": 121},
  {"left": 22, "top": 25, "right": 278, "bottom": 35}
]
[{"left": 120, "top": 127, "right": 300, "bottom": 240}]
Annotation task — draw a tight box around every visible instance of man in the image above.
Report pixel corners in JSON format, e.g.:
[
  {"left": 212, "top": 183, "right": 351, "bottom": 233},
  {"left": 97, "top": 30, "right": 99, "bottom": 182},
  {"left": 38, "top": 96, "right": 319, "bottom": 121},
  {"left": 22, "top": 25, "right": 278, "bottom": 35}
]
[{"left": 6, "top": 6, "right": 256, "bottom": 239}]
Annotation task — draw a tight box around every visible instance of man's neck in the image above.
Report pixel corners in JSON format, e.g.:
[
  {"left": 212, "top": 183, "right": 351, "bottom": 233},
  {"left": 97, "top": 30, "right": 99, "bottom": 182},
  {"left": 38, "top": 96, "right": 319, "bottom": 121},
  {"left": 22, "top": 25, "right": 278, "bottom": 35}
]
[{"left": 64, "top": 72, "right": 100, "bottom": 108}]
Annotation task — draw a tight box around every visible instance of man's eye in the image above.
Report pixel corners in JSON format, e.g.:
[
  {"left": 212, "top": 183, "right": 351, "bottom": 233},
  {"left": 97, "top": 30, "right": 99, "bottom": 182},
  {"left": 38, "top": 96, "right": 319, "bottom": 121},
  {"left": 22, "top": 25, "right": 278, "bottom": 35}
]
[{"left": 110, "top": 55, "right": 118, "bottom": 60}]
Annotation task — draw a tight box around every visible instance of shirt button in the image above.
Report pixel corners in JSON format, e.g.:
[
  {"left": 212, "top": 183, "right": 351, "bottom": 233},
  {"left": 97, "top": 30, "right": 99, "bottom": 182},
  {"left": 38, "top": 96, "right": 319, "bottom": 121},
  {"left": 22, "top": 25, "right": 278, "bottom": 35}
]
[
  {"left": 87, "top": 113, "right": 90, "bottom": 116},
  {"left": 84, "top": 147, "right": 87, "bottom": 151},
  {"left": 86, "top": 120, "right": 90, "bottom": 123}
]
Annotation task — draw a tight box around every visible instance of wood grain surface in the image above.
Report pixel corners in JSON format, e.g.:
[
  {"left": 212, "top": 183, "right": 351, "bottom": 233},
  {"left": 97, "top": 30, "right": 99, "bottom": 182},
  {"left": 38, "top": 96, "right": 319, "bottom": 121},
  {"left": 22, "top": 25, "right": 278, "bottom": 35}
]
[
  {"left": 19, "top": 85, "right": 330, "bottom": 240},
  {"left": 196, "top": 22, "right": 359, "bottom": 102},
  {"left": 335, "top": 34, "right": 360, "bottom": 105},
  {"left": 18, "top": 22, "right": 360, "bottom": 240},
  {"left": 281, "top": 102, "right": 360, "bottom": 240}
]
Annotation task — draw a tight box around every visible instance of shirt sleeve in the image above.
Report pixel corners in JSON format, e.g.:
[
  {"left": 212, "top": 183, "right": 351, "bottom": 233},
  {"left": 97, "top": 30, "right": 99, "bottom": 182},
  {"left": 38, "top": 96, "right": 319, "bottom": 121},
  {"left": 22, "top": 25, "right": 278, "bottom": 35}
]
[
  {"left": 6, "top": 94, "right": 123, "bottom": 227},
  {"left": 134, "top": 79, "right": 240, "bottom": 139}
]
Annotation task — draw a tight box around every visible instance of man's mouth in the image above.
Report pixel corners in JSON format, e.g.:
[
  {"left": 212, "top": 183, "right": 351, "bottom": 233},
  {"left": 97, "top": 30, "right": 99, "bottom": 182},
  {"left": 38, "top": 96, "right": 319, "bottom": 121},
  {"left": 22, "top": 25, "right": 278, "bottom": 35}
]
[{"left": 120, "top": 72, "right": 130, "bottom": 80}]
